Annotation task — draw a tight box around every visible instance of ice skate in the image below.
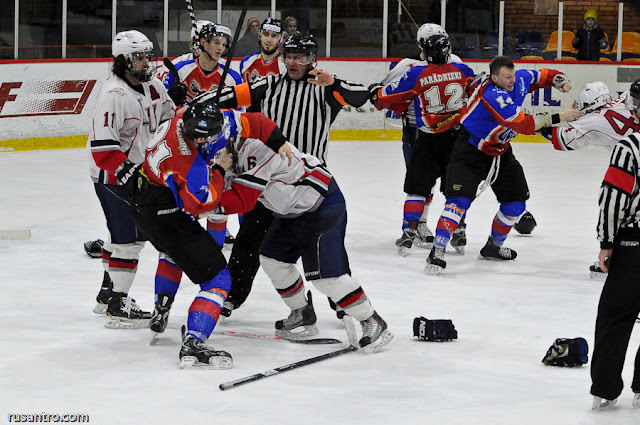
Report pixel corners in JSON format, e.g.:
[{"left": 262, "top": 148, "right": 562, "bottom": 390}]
[
  {"left": 592, "top": 396, "right": 617, "bottom": 411},
  {"left": 359, "top": 311, "right": 393, "bottom": 354},
  {"left": 413, "top": 222, "right": 434, "bottom": 249},
  {"left": 589, "top": 262, "right": 607, "bottom": 280},
  {"left": 93, "top": 271, "right": 113, "bottom": 314},
  {"left": 425, "top": 246, "right": 446, "bottom": 275},
  {"left": 395, "top": 222, "right": 418, "bottom": 256},
  {"left": 633, "top": 393, "right": 640, "bottom": 409},
  {"left": 179, "top": 334, "right": 233, "bottom": 370},
  {"left": 479, "top": 237, "right": 517, "bottom": 261},
  {"left": 149, "top": 293, "right": 174, "bottom": 342},
  {"left": 275, "top": 290, "right": 319, "bottom": 340},
  {"left": 105, "top": 293, "right": 152, "bottom": 329},
  {"left": 220, "top": 300, "right": 234, "bottom": 318},
  {"left": 224, "top": 229, "right": 235, "bottom": 250},
  {"left": 450, "top": 219, "right": 467, "bottom": 254}
]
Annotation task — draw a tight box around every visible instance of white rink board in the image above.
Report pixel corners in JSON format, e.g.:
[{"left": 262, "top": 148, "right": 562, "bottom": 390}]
[{"left": 0, "top": 59, "right": 637, "bottom": 141}]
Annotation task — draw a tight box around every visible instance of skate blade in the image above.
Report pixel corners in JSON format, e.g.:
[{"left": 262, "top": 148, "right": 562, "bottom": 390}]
[
  {"left": 397, "top": 245, "right": 411, "bottom": 256},
  {"left": 424, "top": 264, "right": 444, "bottom": 275},
  {"left": 179, "top": 355, "right": 233, "bottom": 370},
  {"left": 477, "top": 254, "right": 514, "bottom": 261},
  {"left": 362, "top": 330, "right": 394, "bottom": 354},
  {"left": 275, "top": 324, "right": 319, "bottom": 340},
  {"left": 104, "top": 317, "right": 150, "bottom": 329},
  {"left": 451, "top": 245, "right": 465, "bottom": 255},
  {"left": 589, "top": 271, "right": 607, "bottom": 280},
  {"left": 93, "top": 303, "right": 107, "bottom": 314},
  {"left": 592, "top": 396, "right": 617, "bottom": 411},
  {"left": 413, "top": 240, "right": 433, "bottom": 250}
]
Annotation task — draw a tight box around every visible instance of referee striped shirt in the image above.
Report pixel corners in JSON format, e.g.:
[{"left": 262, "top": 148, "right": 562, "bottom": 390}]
[
  {"left": 213, "top": 72, "right": 370, "bottom": 164},
  {"left": 598, "top": 132, "right": 640, "bottom": 248}
]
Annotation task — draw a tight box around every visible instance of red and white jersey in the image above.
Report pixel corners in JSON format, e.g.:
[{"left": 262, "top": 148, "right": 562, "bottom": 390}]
[
  {"left": 238, "top": 52, "right": 286, "bottom": 83},
  {"left": 547, "top": 92, "right": 640, "bottom": 151},
  {"left": 87, "top": 76, "right": 176, "bottom": 184},
  {"left": 221, "top": 139, "right": 332, "bottom": 217}
]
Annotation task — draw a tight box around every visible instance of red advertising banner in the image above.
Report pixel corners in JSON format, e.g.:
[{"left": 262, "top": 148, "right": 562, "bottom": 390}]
[{"left": 0, "top": 80, "right": 96, "bottom": 118}]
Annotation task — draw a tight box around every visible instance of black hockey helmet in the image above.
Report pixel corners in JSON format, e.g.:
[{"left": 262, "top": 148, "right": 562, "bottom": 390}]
[
  {"left": 283, "top": 32, "right": 319, "bottom": 64},
  {"left": 627, "top": 78, "right": 640, "bottom": 112},
  {"left": 261, "top": 17, "right": 283, "bottom": 35},
  {"left": 182, "top": 101, "right": 224, "bottom": 141},
  {"left": 420, "top": 34, "right": 451, "bottom": 64}
]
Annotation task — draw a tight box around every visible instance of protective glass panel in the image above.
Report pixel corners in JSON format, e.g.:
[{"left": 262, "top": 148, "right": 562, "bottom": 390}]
[
  {"left": 331, "top": 0, "right": 380, "bottom": 58},
  {"left": 277, "top": 0, "right": 327, "bottom": 57},
  {"left": 19, "top": 0, "right": 62, "bottom": 59},
  {"left": 67, "top": 0, "right": 112, "bottom": 58},
  {"left": 116, "top": 0, "right": 163, "bottom": 56},
  {"left": 0, "top": 0, "right": 15, "bottom": 59}
]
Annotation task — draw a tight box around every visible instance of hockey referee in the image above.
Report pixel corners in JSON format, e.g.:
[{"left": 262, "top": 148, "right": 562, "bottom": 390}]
[
  {"left": 199, "top": 32, "right": 373, "bottom": 316},
  {"left": 590, "top": 79, "right": 640, "bottom": 411}
]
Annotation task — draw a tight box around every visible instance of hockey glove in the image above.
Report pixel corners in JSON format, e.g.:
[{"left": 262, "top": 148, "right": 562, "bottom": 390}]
[
  {"left": 84, "top": 239, "right": 104, "bottom": 258},
  {"left": 413, "top": 317, "right": 458, "bottom": 341},
  {"left": 115, "top": 159, "right": 140, "bottom": 186},
  {"left": 167, "top": 83, "right": 188, "bottom": 107},
  {"left": 542, "top": 337, "right": 588, "bottom": 367},
  {"left": 368, "top": 83, "right": 384, "bottom": 104},
  {"left": 552, "top": 74, "right": 571, "bottom": 92}
]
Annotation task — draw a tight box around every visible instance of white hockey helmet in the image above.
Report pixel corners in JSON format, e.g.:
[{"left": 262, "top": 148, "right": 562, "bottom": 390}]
[
  {"left": 576, "top": 81, "right": 612, "bottom": 113},
  {"left": 417, "top": 23, "right": 447, "bottom": 44},
  {"left": 111, "top": 30, "right": 154, "bottom": 82},
  {"left": 417, "top": 23, "right": 450, "bottom": 63}
]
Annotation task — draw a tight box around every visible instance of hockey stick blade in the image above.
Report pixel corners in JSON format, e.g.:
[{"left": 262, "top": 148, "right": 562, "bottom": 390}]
[
  {"left": 0, "top": 229, "right": 31, "bottom": 240},
  {"left": 219, "top": 345, "right": 358, "bottom": 390},
  {"left": 215, "top": 330, "right": 342, "bottom": 345},
  {"left": 163, "top": 57, "right": 181, "bottom": 84}
]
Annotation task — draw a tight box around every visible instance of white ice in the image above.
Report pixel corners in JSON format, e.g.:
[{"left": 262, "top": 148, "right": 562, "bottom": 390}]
[{"left": 1, "top": 142, "right": 639, "bottom": 425}]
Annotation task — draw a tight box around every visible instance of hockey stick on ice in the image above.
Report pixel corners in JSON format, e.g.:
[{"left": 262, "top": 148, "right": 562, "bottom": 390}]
[
  {"left": 219, "top": 344, "right": 358, "bottom": 390},
  {"left": 214, "top": 329, "right": 342, "bottom": 345},
  {"left": 0, "top": 229, "right": 31, "bottom": 240}
]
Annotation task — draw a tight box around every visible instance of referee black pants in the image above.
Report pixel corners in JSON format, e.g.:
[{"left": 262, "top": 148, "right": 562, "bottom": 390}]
[{"left": 591, "top": 228, "right": 640, "bottom": 400}]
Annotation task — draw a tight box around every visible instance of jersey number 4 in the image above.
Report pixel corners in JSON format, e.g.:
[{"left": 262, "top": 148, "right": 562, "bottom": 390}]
[{"left": 605, "top": 110, "right": 640, "bottom": 136}]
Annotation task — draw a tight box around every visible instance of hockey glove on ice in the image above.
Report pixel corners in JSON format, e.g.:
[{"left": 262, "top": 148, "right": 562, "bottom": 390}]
[
  {"left": 84, "top": 239, "right": 104, "bottom": 258},
  {"left": 542, "top": 337, "right": 588, "bottom": 367},
  {"left": 413, "top": 317, "right": 458, "bottom": 341},
  {"left": 167, "top": 83, "right": 188, "bottom": 107}
]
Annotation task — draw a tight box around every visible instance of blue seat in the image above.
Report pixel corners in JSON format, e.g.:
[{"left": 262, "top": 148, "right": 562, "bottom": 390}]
[{"left": 515, "top": 30, "right": 543, "bottom": 58}]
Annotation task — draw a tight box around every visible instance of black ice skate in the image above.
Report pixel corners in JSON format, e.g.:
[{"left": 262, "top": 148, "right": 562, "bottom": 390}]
[
  {"left": 223, "top": 229, "right": 235, "bottom": 250},
  {"left": 450, "top": 219, "right": 467, "bottom": 254},
  {"left": 149, "top": 293, "right": 174, "bottom": 342},
  {"left": 275, "top": 290, "right": 319, "bottom": 340},
  {"left": 220, "top": 301, "right": 234, "bottom": 318},
  {"left": 93, "top": 271, "right": 113, "bottom": 314},
  {"left": 589, "top": 262, "right": 607, "bottom": 280},
  {"left": 479, "top": 237, "right": 517, "bottom": 261},
  {"left": 413, "top": 221, "right": 434, "bottom": 249},
  {"left": 425, "top": 246, "right": 447, "bottom": 275},
  {"left": 105, "top": 292, "right": 152, "bottom": 329},
  {"left": 179, "top": 334, "right": 233, "bottom": 370},
  {"left": 395, "top": 221, "right": 418, "bottom": 256},
  {"left": 359, "top": 311, "right": 393, "bottom": 354}
]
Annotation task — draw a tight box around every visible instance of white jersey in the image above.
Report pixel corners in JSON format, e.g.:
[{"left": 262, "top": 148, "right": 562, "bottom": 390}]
[
  {"left": 547, "top": 91, "right": 640, "bottom": 151},
  {"left": 227, "top": 139, "right": 333, "bottom": 217},
  {"left": 380, "top": 54, "right": 462, "bottom": 127},
  {"left": 87, "top": 76, "right": 176, "bottom": 184}
]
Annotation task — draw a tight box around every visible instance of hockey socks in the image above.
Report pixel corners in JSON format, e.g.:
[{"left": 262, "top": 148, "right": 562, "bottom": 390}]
[
  {"left": 402, "top": 195, "right": 426, "bottom": 229},
  {"left": 490, "top": 202, "right": 525, "bottom": 246},
  {"left": 186, "top": 268, "right": 231, "bottom": 342},
  {"left": 207, "top": 214, "right": 227, "bottom": 248},
  {"left": 155, "top": 255, "right": 182, "bottom": 300},
  {"left": 434, "top": 199, "right": 470, "bottom": 248}
]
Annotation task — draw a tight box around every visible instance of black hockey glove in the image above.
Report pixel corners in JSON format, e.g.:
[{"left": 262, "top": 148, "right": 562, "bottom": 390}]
[
  {"left": 542, "top": 337, "right": 588, "bottom": 367},
  {"left": 115, "top": 159, "right": 140, "bottom": 186},
  {"left": 413, "top": 317, "right": 458, "bottom": 341},
  {"left": 167, "top": 83, "right": 188, "bottom": 107},
  {"left": 368, "top": 83, "right": 384, "bottom": 104},
  {"left": 84, "top": 239, "right": 104, "bottom": 258}
]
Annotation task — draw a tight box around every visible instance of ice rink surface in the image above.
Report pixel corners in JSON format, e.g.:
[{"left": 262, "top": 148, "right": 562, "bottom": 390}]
[{"left": 1, "top": 141, "right": 639, "bottom": 424}]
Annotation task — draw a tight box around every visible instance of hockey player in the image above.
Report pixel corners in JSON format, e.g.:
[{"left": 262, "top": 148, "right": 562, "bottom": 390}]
[
  {"left": 88, "top": 30, "right": 177, "bottom": 322},
  {"left": 129, "top": 100, "right": 291, "bottom": 368},
  {"left": 371, "top": 23, "right": 475, "bottom": 256},
  {"left": 425, "top": 55, "right": 578, "bottom": 274},
  {"left": 199, "top": 32, "right": 371, "bottom": 317},
  {"left": 238, "top": 17, "right": 286, "bottom": 85},
  {"left": 541, "top": 80, "right": 640, "bottom": 278},
  {"left": 218, "top": 138, "right": 393, "bottom": 353}
]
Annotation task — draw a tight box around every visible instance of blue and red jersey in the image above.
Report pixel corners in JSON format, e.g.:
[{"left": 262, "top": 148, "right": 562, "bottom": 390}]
[
  {"left": 163, "top": 57, "right": 242, "bottom": 103},
  {"left": 462, "top": 68, "right": 564, "bottom": 156},
  {"left": 374, "top": 62, "right": 475, "bottom": 133},
  {"left": 141, "top": 109, "right": 278, "bottom": 217}
]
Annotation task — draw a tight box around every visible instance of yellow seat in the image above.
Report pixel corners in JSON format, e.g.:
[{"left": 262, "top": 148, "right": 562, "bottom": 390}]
[
  {"left": 543, "top": 30, "right": 578, "bottom": 54},
  {"left": 623, "top": 58, "right": 640, "bottom": 62},
  {"left": 554, "top": 56, "right": 577, "bottom": 61},
  {"left": 520, "top": 55, "right": 543, "bottom": 60},
  {"left": 600, "top": 57, "right": 611, "bottom": 61},
  {"left": 611, "top": 32, "right": 640, "bottom": 54}
]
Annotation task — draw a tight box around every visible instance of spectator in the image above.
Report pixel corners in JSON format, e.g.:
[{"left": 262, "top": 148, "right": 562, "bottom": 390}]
[
  {"left": 284, "top": 16, "right": 298, "bottom": 36},
  {"left": 235, "top": 17, "right": 261, "bottom": 58},
  {"left": 572, "top": 9, "right": 608, "bottom": 61}
]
